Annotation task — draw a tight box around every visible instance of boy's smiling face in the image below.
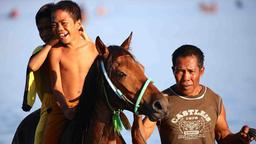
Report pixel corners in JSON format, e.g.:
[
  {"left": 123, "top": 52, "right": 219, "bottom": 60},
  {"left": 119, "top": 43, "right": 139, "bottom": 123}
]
[{"left": 51, "top": 9, "right": 81, "bottom": 44}]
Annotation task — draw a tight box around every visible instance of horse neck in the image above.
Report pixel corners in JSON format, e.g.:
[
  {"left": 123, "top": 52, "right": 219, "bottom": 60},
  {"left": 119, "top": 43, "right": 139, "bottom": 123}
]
[
  {"left": 85, "top": 60, "right": 119, "bottom": 143},
  {"left": 95, "top": 96, "right": 113, "bottom": 121},
  {"left": 85, "top": 93, "right": 118, "bottom": 144}
]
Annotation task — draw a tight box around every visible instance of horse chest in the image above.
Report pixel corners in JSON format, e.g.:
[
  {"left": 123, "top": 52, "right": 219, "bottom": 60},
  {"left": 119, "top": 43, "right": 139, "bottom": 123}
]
[{"left": 88, "top": 119, "right": 118, "bottom": 144}]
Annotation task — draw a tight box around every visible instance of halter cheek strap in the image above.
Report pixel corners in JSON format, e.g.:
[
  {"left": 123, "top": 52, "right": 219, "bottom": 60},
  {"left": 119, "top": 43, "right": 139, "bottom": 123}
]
[
  {"left": 100, "top": 60, "right": 129, "bottom": 102},
  {"left": 134, "top": 79, "right": 151, "bottom": 115}
]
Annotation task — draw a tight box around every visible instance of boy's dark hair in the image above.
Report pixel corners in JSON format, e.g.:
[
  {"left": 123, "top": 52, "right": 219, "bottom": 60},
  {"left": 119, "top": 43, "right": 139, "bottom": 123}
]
[
  {"left": 35, "top": 3, "right": 54, "bottom": 25},
  {"left": 53, "top": 0, "right": 82, "bottom": 22},
  {"left": 172, "top": 45, "right": 205, "bottom": 68}
]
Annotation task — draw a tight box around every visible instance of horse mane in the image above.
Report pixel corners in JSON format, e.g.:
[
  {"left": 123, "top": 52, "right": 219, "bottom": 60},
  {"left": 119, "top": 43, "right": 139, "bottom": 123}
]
[{"left": 75, "top": 57, "right": 100, "bottom": 129}]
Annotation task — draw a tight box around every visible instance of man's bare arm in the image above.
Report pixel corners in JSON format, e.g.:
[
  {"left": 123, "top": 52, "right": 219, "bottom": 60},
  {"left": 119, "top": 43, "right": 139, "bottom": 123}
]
[
  {"left": 132, "top": 115, "right": 157, "bottom": 144},
  {"left": 215, "top": 104, "right": 252, "bottom": 144}
]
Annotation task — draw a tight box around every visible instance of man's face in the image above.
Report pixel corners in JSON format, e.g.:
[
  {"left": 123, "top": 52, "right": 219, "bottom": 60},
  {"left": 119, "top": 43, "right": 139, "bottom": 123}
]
[
  {"left": 51, "top": 9, "right": 80, "bottom": 44},
  {"left": 172, "top": 55, "right": 204, "bottom": 96},
  {"left": 37, "top": 17, "right": 52, "bottom": 43}
]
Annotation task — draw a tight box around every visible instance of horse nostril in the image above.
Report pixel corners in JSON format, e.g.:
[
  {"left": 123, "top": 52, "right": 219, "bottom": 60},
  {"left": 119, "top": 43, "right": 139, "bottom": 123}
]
[{"left": 152, "top": 100, "right": 163, "bottom": 111}]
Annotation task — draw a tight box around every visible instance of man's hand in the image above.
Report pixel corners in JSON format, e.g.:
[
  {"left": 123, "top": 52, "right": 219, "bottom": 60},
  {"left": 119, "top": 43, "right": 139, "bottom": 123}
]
[
  {"left": 248, "top": 128, "right": 256, "bottom": 141},
  {"left": 132, "top": 114, "right": 146, "bottom": 144},
  {"left": 240, "top": 125, "right": 256, "bottom": 142}
]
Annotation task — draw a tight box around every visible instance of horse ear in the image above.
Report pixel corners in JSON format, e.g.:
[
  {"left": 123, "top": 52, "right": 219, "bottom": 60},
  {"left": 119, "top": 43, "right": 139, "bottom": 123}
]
[
  {"left": 95, "top": 36, "right": 109, "bottom": 58},
  {"left": 121, "top": 32, "right": 133, "bottom": 50}
]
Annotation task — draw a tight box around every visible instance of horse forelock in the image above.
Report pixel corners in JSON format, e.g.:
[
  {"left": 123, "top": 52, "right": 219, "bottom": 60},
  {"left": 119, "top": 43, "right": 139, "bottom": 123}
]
[
  {"left": 108, "top": 45, "right": 134, "bottom": 59},
  {"left": 106, "top": 45, "right": 135, "bottom": 71}
]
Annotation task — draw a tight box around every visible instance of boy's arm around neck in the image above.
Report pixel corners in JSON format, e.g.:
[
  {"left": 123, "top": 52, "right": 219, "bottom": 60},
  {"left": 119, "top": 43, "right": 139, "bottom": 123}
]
[{"left": 28, "top": 38, "right": 59, "bottom": 71}]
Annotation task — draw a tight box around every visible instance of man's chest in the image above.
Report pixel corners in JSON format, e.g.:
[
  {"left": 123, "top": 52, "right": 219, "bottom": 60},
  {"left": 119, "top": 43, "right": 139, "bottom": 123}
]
[{"left": 159, "top": 98, "right": 217, "bottom": 143}]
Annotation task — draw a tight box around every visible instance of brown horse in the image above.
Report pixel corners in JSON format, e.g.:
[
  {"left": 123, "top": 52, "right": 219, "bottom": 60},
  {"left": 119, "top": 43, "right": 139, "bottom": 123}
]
[{"left": 12, "top": 33, "right": 168, "bottom": 144}]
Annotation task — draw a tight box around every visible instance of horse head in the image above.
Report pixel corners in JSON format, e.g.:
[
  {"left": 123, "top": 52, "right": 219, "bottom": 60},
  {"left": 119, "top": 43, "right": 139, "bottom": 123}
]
[{"left": 95, "top": 32, "right": 168, "bottom": 122}]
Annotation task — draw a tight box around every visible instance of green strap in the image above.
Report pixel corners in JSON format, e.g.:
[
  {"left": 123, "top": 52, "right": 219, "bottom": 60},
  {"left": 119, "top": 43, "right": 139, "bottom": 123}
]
[
  {"left": 112, "top": 110, "right": 123, "bottom": 133},
  {"left": 134, "top": 79, "right": 152, "bottom": 114},
  {"left": 102, "top": 77, "right": 124, "bottom": 133}
]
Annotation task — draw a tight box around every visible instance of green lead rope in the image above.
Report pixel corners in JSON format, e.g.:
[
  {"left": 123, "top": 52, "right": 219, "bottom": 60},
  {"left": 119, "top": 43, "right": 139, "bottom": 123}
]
[{"left": 112, "top": 110, "right": 124, "bottom": 133}]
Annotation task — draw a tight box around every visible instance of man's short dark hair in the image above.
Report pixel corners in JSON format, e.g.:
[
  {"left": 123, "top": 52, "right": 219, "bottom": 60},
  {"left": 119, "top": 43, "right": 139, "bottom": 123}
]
[
  {"left": 35, "top": 3, "right": 54, "bottom": 25},
  {"left": 53, "top": 0, "right": 82, "bottom": 22},
  {"left": 172, "top": 45, "right": 205, "bottom": 68}
]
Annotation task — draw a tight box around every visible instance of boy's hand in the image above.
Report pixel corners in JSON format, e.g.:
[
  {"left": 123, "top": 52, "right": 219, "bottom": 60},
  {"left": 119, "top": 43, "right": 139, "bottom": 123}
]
[
  {"left": 63, "top": 107, "right": 76, "bottom": 120},
  {"left": 47, "top": 36, "right": 59, "bottom": 47},
  {"left": 56, "top": 100, "right": 75, "bottom": 120}
]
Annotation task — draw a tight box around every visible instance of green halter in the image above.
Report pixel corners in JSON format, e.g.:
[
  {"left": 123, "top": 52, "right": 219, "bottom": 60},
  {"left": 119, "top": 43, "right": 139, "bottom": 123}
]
[
  {"left": 100, "top": 60, "right": 152, "bottom": 133},
  {"left": 134, "top": 79, "right": 152, "bottom": 114}
]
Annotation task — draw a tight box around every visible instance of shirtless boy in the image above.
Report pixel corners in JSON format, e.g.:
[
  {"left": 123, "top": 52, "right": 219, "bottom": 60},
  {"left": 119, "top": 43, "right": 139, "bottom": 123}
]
[{"left": 43, "top": 1, "right": 98, "bottom": 143}]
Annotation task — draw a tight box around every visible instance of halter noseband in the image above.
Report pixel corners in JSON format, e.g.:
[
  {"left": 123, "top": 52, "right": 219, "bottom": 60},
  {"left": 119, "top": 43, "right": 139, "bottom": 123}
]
[{"left": 100, "top": 60, "right": 151, "bottom": 114}]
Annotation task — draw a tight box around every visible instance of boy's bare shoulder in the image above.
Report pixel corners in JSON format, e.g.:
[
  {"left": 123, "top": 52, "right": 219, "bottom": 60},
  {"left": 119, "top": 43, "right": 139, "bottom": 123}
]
[
  {"left": 81, "top": 40, "right": 96, "bottom": 51},
  {"left": 52, "top": 43, "right": 65, "bottom": 51},
  {"left": 82, "top": 40, "right": 98, "bottom": 56},
  {"left": 49, "top": 44, "right": 63, "bottom": 58}
]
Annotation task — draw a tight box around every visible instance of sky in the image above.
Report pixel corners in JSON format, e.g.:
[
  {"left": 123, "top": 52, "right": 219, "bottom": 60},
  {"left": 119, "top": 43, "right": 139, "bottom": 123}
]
[{"left": 0, "top": 0, "right": 255, "bottom": 143}]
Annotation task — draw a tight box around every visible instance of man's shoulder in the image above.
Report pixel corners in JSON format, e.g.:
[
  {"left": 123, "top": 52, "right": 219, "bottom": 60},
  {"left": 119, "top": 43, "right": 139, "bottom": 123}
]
[
  {"left": 162, "top": 85, "right": 176, "bottom": 96},
  {"left": 204, "top": 85, "right": 222, "bottom": 99},
  {"left": 162, "top": 88, "right": 170, "bottom": 94}
]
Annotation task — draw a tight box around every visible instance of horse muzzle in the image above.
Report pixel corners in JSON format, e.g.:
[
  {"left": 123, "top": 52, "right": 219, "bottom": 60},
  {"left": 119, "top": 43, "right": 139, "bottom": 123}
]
[{"left": 146, "top": 94, "right": 168, "bottom": 121}]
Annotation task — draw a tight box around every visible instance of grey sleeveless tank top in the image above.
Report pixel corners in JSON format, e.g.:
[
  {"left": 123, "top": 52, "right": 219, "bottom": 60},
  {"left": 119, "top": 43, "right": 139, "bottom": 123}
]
[{"left": 158, "top": 85, "right": 222, "bottom": 144}]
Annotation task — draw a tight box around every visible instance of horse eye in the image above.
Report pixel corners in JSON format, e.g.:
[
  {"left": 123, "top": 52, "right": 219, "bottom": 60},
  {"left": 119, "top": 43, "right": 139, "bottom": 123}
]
[{"left": 115, "top": 71, "right": 126, "bottom": 78}]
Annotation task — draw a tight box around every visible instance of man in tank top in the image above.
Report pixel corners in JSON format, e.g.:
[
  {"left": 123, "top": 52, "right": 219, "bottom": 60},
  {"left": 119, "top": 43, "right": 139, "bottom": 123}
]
[{"left": 131, "top": 45, "right": 255, "bottom": 144}]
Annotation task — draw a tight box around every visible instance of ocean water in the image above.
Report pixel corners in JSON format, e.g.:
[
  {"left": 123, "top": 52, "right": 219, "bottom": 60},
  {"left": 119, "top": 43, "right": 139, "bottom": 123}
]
[{"left": 0, "top": 0, "right": 255, "bottom": 143}]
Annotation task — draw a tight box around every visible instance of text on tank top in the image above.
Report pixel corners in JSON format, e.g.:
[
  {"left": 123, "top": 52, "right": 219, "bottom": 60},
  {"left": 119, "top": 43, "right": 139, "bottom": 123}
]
[{"left": 158, "top": 85, "right": 222, "bottom": 144}]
